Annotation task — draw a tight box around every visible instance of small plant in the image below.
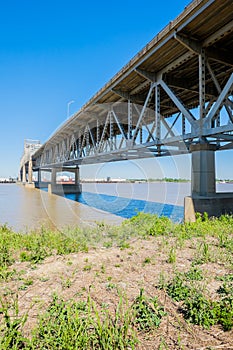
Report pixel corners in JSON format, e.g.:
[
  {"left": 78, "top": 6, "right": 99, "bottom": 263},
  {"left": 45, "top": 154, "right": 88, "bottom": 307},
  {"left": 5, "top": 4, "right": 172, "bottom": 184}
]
[
  {"left": 18, "top": 278, "right": 33, "bottom": 291},
  {"left": 217, "top": 282, "right": 233, "bottom": 296},
  {"left": 183, "top": 292, "right": 218, "bottom": 328},
  {"left": 167, "top": 247, "right": 176, "bottom": 264},
  {"left": 0, "top": 243, "right": 13, "bottom": 266},
  {"left": 0, "top": 267, "right": 16, "bottom": 281},
  {"left": 216, "top": 274, "right": 233, "bottom": 282},
  {"left": 195, "top": 212, "right": 208, "bottom": 222},
  {"left": 158, "top": 272, "right": 167, "bottom": 290},
  {"left": 217, "top": 294, "right": 233, "bottom": 331},
  {"left": 132, "top": 289, "right": 166, "bottom": 331},
  {"left": 61, "top": 277, "right": 72, "bottom": 289},
  {"left": 103, "top": 241, "right": 112, "bottom": 248},
  {"left": 143, "top": 257, "right": 151, "bottom": 265},
  {"left": 20, "top": 245, "right": 48, "bottom": 263},
  {"left": 184, "top": 266, "right": 204, "bottom": 281},
  {"left": 202, "top": 242, "right": 210, "bottom": 261},
  {"left": 83, "top": 264, "right": 92, "bottom": 271},
  {"left": 39, "top": 276, "right": 49, "bottom": 282},
  {"left": 106, "top": 283, "right": 116, "bottom": 290},
  {"left": 158, "top": 336, "right": 169, "bottom": 350},
  {"left": 165, "top": 273, "right": 190, "bottom": 301},
  {"left": 0, "top": 295, "right": 29, "bottom": 348},
  {"left": 100, "top": 264, "right": 106, "bottom": 274},
  {"left": 119, "top": 241, "right": 130, "bottom": 250},
  {"left": 193, "top": 241, "right": 212, "bottom": 264}
]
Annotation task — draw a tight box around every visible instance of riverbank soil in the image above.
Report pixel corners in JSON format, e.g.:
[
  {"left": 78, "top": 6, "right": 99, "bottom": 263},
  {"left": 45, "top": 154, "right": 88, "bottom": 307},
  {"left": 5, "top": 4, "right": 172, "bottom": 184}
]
[{"left": 1, "top": 215, "right": 233, "bottom": 349}]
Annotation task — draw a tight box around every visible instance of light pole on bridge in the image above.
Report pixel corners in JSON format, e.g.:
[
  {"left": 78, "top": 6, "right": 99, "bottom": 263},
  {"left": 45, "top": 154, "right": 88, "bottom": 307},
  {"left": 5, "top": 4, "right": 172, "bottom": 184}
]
[{"left": 67, "top": 100, "right": 75, "bottom": 119}]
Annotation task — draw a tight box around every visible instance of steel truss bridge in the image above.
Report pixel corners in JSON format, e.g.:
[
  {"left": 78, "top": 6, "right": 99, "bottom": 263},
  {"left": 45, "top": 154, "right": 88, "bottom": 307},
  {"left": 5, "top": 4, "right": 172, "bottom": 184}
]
[{"left": 20, "top": 0, "right": 233, "bottom": 220}]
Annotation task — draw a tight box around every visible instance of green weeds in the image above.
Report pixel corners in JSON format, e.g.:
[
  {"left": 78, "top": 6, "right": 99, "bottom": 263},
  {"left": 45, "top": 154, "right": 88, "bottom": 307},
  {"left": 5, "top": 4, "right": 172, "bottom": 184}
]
[
  {"left": 183, "top": 292, "right": 217, "bottom": 328},
  {"left": 0, "top": 295, "right": 28, "bottom": 349},
  {"left": 184, "top": 266, "right": 204, "bottom": 281},
  {"left": 18, "top": 278, "right": 33, "bottom": 291},
  {"left": 143, "top": 257, "right": 152, "bottom": 265},
  {"left": 0, "top": 290, "right": 168, "bottom": 349},
  {"left": 158, "top": 269, "right": 233, "bottom": 330},
  {"left": 167, "top": 247, "right": 176, "bottom": 264},
  {"left": 132, "top": 289, "right": 166, "bottom": 331},
  {"left": 161, "top": 272, "right": 191, "bottom": 301},
  {"left": 183, "top": 290, "right": 233, "bottom": 330},
  {"left": 1, "top": 213, "right": 233, "bottom": 348},
  {"left": 1, "top": 213, "right": 233, "bottom": 269}
]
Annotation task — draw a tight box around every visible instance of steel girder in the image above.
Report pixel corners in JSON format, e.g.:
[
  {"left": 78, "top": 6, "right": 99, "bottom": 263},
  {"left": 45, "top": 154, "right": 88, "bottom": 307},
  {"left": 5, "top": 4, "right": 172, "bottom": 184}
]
[
  {"left": 20, "top": 0, "right": 233, "bottom": 171},
  {"left": 34, "top": 56, "right": 233, "bottom": 169}
]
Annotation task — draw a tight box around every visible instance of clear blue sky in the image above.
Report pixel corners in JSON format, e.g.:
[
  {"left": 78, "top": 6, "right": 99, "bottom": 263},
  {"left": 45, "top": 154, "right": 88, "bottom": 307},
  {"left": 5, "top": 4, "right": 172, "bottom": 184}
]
[{"left": 0, "top": 0, "right": 231, "bottom": 180}]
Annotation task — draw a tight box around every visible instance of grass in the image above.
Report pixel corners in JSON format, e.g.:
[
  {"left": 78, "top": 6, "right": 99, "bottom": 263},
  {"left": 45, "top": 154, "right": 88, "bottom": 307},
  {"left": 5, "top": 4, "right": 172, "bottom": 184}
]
[
  {"left": 0, "top": 212, "right": 233, "bottom": 348},
  {"left": 0, "top": 291, "right": 166, "bottom": 349}
]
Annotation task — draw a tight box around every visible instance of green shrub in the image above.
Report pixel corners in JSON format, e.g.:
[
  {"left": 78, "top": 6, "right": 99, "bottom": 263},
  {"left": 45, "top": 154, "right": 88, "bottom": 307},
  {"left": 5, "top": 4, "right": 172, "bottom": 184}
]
[
  {"left": 132, "top": 289, "right": 166, "bottom": 331},
  {"left": 184, "top": 266, "right": 204, "bottom": 281},
  {"left": 183, "top": 293, "right": 218, "bottom": 328},
  {"left": 165, "top": 274, "right": 191, "bottom": 301}
]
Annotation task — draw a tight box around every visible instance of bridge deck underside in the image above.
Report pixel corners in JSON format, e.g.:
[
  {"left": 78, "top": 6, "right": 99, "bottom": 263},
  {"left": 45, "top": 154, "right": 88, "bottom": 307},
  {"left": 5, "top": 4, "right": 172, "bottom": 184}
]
[{"left": 26, "top": 0, "right": 233, "bottom": 169}]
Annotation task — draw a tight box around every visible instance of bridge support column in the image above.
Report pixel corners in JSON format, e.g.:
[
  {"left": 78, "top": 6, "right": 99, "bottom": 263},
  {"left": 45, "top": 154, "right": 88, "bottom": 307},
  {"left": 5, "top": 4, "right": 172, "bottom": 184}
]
[
  {"left": 184, "top": 144, "right": 233, "bottom": 221},
  {"left": 51, "top": 168, "right": 57, "bottom": 185},
  {"left": 22, "top": 165, "right": 26, "bottom": 183},
  {"left": 74, "top": 167, "right": 80, "bottom": 185},
  {"left": 28, "top": 158, "right": 33, "bottom": 184},
  {"left": 48, "top": 167, "right": 82, "bottom": 195},
  {"left": 191, "top": 143, "right": 216, "bottom": 196},
  {"left": 38, "top": 169, "right": 42, "bottom": 183},
  {"left": 18, "top": 170, "right": 22, "bottom": 182},
  {"left": 25, "top": 158, "right": 36, "bottom": 188}
]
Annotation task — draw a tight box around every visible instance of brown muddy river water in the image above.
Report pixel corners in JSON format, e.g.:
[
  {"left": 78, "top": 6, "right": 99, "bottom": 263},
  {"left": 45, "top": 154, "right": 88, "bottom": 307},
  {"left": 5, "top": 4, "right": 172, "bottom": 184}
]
[
  {"left": 0, "top": 184, "right": 122, "bottom": 232},
  {"left": 0, "top": 182, "right": 232, "bottom": 232}
]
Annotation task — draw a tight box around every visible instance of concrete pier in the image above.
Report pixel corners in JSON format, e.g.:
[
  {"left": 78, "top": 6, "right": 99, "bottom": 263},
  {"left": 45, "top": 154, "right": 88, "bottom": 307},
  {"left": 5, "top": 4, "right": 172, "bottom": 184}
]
[
  {"left": 184, "top": 144, "right": 233, "bottom": 222},
  {"left": 22, "top": 165, "right": 26, "bottom": 183},
  {"left": 34, "top": 181, "right": 49, "bottom": 189},
  {"left": 28, "top": 158, "right": 33, "bottom": 184},
  {"left": 33, "top": 169, "right": 51, "bottom": 189},
  {"left": 185, "top": 194, "right": 233, "bottom": 222},
  {"left": 191, "top": 144, "right": 216, "bottom": 196},
  {"left": 48, "top": 167, "right": 82, "bottom": 195},
  {"left": 48, "top": 183, "right": 82, "bottom": 195},
  {"left": 19, "top": 164, "right": 82, "bottom": 196}
]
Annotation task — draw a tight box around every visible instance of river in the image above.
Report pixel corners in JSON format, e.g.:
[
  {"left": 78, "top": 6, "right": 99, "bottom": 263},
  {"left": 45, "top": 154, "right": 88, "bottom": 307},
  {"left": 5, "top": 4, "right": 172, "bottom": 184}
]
[{"left": 0, "top": 182, "right": 232, "bottom": 232}]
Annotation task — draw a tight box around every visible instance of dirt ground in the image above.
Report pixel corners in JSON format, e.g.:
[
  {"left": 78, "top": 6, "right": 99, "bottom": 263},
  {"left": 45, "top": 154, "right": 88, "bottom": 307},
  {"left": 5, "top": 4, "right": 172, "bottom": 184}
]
[{"left": 2, "top": 235, "right": 233, "bottom": 349}]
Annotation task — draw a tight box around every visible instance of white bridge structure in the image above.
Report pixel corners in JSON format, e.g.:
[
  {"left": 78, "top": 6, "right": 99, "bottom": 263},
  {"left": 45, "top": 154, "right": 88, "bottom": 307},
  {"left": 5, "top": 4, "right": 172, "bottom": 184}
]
[{"left": 20, "top": 0, "right": 233, "bottom": 220}]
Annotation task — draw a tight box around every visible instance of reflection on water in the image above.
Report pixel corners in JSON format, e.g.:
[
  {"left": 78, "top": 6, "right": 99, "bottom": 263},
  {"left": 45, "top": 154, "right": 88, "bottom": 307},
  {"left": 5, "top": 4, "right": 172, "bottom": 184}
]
[
  {"left": 66, "top": 191, "right": 184, "bottom": 222},
  {"left": 65, "top": 182, "right": 191, "bottom": 223},
  {"left": 82, "top": 182, "right": 191, "bottom": 206}
]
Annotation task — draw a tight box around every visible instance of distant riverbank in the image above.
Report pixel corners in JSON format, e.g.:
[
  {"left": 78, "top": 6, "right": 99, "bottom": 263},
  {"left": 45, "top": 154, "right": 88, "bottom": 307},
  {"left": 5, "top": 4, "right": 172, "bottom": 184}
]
[
  {"left": 81, "top": 177, "right": 190, "bottom": 183},
  {"left": 0, "top": 179, "right": 16, "bottom": 183}
]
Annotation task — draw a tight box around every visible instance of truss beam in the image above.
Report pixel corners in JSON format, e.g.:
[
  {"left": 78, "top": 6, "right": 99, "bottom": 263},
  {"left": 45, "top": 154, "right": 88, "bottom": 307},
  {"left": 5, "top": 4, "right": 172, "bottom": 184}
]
[{"left": 19, "top": 0, "right": 233, "bottom": 179}]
